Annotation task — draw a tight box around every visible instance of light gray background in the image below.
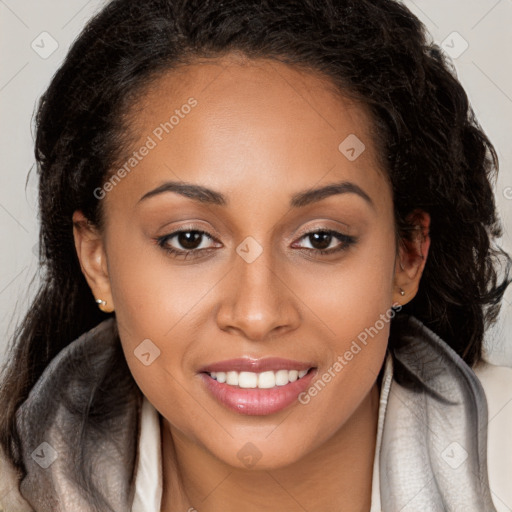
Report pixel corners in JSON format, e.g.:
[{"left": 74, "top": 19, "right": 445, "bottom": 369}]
[{"left": 1, "top": 0, "right": 511, "bottom": 364}]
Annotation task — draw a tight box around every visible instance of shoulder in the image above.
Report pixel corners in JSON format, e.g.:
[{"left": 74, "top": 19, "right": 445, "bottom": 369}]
[
  {"left": 0, "top": 444, "right": 33, "bottom": 511},
  {"left": 473, "top": 361, "right": 512, "bottom": 512}
]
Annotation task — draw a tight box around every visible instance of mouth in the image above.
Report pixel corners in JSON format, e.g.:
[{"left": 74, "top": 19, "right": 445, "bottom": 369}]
[{"left": 198, "top": 358, "right": 317, "bottom": 415}]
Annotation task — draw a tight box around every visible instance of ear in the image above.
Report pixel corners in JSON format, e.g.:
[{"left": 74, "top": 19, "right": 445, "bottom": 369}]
[
  {"left": 72, "top": 210, "right": 115, "bottom": 313},
  {"left": 393, "top": 209, "right": 431, "bottom": 306}
]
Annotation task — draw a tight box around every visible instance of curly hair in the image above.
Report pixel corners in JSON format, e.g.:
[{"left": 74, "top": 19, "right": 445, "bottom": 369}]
[{"left": 1, "top": 0, "right": 510, "bottom": 493}]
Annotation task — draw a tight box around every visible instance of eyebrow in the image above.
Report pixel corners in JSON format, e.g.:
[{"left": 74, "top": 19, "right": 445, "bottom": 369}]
[{"left": 138, "top": 180, "right": 374, "bottom": 209}]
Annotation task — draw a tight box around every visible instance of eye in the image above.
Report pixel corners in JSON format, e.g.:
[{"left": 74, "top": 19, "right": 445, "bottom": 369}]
[
  {"left": 292, "top": 229, "right": 357, "bottom": 255},
  {"left": 156, "top": 229, "right": 220, "bottom": 259},
  {"left": 155, "top": 228, "right": 357, "bottom": 260}
]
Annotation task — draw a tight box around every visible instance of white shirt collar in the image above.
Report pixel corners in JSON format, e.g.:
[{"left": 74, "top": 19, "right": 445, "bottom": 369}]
[{"left": 131, "top": 395, "right": 163, "bottom": 512}]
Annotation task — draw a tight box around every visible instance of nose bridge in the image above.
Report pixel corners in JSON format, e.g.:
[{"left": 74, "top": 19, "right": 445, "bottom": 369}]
[{"left": 216, "top": 236, "right": 300, "bottom": 340}]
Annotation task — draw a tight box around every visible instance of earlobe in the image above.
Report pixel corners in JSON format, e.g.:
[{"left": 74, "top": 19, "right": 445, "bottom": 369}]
[
  {"left": 72, "top": 211, "right": 115, "bottom": 313},
  {"left": 393, "top": 209, "right": 431, "bottom": 305}
]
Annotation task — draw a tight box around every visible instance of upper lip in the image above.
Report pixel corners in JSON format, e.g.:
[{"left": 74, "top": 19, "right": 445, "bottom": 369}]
[{"left": 199, "top": 357, "right": 315, "bottom": 374}]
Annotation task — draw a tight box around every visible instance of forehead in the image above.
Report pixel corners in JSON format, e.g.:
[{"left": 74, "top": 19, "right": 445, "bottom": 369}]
[
  {"left": 131, "top": 54, "right": 376, "bottom": 149},
  {"left": 106, "top": 55, "right": 391, "bottom": 215}
]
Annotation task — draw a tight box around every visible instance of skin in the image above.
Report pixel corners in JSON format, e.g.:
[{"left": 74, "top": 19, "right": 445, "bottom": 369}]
[{"left": 73, "top": 54, "right": 430, "bottom": 511}]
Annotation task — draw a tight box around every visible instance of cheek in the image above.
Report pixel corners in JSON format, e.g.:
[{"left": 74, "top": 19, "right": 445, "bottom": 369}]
[
  {"left": 288, "top": 224, "right": 395, "bottom": 433},
  {"left": 104, "top": 229, "right": 235, "bottom": 439},
  {"left": 106, "top": 225, "right": 216, "bottom": 336},
  {"left": 298, "top": 219, "right": 396, "bottom": 345}
]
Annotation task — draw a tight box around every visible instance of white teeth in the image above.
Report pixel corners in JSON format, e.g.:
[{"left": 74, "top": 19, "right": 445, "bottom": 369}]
[
  {"left": 275, "top": 369, "right": 290, "bottom": 386},
  {"left": 226, "top": 371, "right": 239, "bottom": 386},
  {"left": 288, "top": 370, "right": 298, "bottom": 382},
  {"left": 258, "top": 371, "right": 276, "bottom": 389},
  {"left": 208, "top": 368, "right": 310, "bottom": 389},
  {"left": 238, "top": 371, "right": 258, "bottom": 388}
]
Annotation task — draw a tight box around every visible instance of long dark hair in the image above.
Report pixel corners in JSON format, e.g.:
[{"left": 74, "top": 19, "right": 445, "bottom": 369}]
[{"left": 1, "top": 0, "right": 510, "bottom": 482}]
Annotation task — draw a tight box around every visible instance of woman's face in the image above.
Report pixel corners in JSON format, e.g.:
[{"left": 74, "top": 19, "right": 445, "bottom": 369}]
[{"left": 74, "top": 55, "right": 425, "bottom": 469}]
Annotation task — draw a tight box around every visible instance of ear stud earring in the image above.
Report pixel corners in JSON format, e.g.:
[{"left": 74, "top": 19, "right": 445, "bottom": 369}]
[
  {"left": 95, "top": 299, "right": 114, "bottom": 313},
  {"left": 96, "top": 299, "right": 114, "bottom": 313},
  {"left": 399, "top": 288, "right": 406, "bottom": 296},
  {"left": 95, "top": 298, "right": 114, "bottom": 312}
]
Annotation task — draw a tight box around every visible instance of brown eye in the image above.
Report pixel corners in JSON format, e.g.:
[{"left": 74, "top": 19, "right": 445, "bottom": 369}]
[
  {"left": 175, "top": 231, "right": 204, "bottom": 250},
  {"left": 156, "top": 229, "right": 221, "bottom": 259},
  {"left": 293, "top": 229, "right": 357, "bottom": 256},
  {"left": 308, "top": 232, "right": 333, "bottom": 250}
]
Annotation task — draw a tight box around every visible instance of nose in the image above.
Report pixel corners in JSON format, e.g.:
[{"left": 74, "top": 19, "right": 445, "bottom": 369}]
[{"left": 215, "top": 245, "right": 302, "bottom": 342}]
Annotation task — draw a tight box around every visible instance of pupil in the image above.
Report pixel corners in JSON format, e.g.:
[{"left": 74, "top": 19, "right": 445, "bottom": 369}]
[
  {"left": 311, "top": 232, "right": 331, "bottom": 250},
  {"left": 179, "top": 231, "right": 202, "bottom": 249}
]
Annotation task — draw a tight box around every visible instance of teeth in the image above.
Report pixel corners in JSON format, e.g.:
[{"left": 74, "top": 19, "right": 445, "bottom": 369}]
[
  {"left": 258, "top": 371, "right": 276, "bottom": 389},
  {"left": 275, "top": 369, "right": 289, "bottom": 386},
  {"left": 209, "top": 368, "right": 310, "bottom": 389},
  {"left": 226, "top": 371, "right": 239, "bottom": 386},
  {"left": 239, "top": 371, "right": 258, "bottom": 388}
]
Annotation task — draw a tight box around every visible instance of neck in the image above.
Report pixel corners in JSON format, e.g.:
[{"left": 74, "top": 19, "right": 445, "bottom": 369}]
[{"left": 160, "top": 382, "right": 380, "bottom": 512}]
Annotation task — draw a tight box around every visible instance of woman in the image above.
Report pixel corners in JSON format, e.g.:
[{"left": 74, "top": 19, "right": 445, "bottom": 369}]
[{"left": 1, "top": 0, "right": 511, "bottom": 510}]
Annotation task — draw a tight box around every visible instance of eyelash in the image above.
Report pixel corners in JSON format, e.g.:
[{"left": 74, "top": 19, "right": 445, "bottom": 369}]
[{"left": 155, "top": 228, "right": 357, "bottom": 260}]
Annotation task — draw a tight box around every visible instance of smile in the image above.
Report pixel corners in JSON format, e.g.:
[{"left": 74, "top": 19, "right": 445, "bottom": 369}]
[{"left": 199, "top": 357, "right": 317, "bottom": 415}]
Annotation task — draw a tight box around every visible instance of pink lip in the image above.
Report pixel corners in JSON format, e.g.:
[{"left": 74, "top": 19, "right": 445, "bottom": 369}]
[
  {"left": 199, "top": 367, "right": 318, "bottom": 416},
  {"left": 199, "top": 357, "right": 314, "bottom": 374}
]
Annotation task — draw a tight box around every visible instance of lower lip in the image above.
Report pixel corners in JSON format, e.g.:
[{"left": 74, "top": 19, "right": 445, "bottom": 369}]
[{"left": 200, "top": 369, "right": 317, "bottom": 416}]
